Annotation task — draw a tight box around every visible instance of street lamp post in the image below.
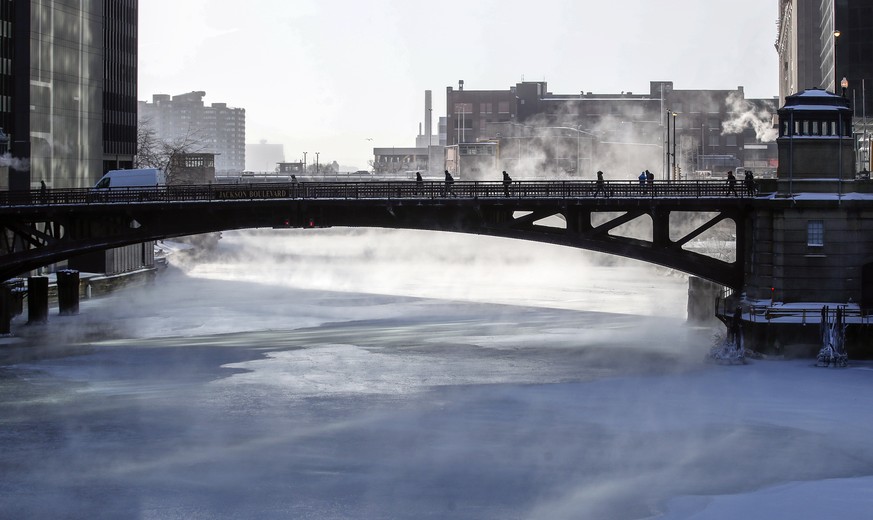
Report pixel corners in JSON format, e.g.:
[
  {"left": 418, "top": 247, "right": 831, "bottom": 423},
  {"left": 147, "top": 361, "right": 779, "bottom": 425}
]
[
  {"left": 840, "top": 78, "right": 849, "bottom": 199},
  {"left": 666, "top": 110, "right": 671, "bottom": 178},
  {"left": 316, "top": 152, "right": 320, "bottom": 174},
  {"left": 303, "top": 152, "right": 307, "bottom": 173},
  {"left": 672, "top": 112, "right": 677, "bottom": 180}
]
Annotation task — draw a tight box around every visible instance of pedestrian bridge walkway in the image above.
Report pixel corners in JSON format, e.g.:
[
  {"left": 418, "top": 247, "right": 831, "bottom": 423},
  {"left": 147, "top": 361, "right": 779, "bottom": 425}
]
[
  {"left": 0, "top": 180, "right": 755, "bottom": 285},
  {"left": 0, "top": 179, "right": 756, "bottom": 206}
]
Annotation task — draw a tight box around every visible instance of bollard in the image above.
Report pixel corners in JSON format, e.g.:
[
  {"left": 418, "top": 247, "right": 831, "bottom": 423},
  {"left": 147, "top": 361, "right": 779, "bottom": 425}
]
[
  {"left": 56, "top": 269, "right": 80, "bottom": 315},
  {"left": 2, "top": 278, "right": 24, "bottom": 317},
  {"left": 0, "top": 285, "right": 12, "bottom": 335},
  {"left": 27, "top": 276, "right": 49, "bottom": 324}
]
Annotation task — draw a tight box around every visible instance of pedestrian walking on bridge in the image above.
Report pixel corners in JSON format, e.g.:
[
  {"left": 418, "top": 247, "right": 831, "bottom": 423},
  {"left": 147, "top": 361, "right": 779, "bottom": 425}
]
[
  {"left": 743, "top": 170, "right": 756, "bottom": 197},
  {"left": 594, "top": 171, "right": 606, "bottom": 197},
  {"left": 726, "top": 170, "right": 738, "bottom": 197},
  {"left": 444, "top": 170, "right": 455, "bottom": 197},
  {"left": 415, "top": 172, "right": 424, "bottom": 196},
  {"left": 502, "top": 170, "right": 512, "bottom": 197}
]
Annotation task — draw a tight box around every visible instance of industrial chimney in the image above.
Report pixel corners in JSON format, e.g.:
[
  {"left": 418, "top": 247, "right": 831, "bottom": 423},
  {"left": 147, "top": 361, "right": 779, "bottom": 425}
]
[{"left": 425, "top": 90, "right": 433, "bottom": 146}]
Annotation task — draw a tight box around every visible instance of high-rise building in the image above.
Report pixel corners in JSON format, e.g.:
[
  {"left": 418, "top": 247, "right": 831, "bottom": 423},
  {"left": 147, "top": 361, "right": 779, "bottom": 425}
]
[
  {"left": 0, "top": 0, "right": 138, "bottom": 191},
  {"left": 777, "top": 0, "right": 873, "bottom": 115},
  {"left": 139, "top": 91, "right": 246, "bottom": 175}
]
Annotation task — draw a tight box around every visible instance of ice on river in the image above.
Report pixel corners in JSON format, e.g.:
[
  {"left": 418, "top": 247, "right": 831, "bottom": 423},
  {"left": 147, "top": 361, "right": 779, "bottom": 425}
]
[{"left": 0, "top": 229, "right": 871, "bottom": 520}]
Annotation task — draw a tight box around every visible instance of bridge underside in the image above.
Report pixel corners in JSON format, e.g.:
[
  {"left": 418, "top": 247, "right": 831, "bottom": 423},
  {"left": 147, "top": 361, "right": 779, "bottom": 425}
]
[{"left": 0, "top": 197, "right": 746, "bottom": 288}]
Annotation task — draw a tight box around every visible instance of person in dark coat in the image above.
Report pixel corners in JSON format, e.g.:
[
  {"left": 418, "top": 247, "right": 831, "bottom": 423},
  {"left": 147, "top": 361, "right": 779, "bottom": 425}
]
[
  {"left": 743, "top": 170, "right": 755, "bottom": 197},
  {"left": 645, "top": 170, "right": 654, "bottom": 195},
  {"left": 444, "top": 170, "right": 455, "bottom": 197},
  {"left": 39, "top": 180, "right": 47, "bottom": 203},
  {"left": 594, "top": 170, "right": 606, "bottom": 197},
  {"left": 502, "top": 170, "right": 512, "bottom": 197},
  {"left": 726, "top": 170, "right": 738, "bottom": 197},
  {"left": 415, "top": 172, "right": 423, "bottom": 196}
]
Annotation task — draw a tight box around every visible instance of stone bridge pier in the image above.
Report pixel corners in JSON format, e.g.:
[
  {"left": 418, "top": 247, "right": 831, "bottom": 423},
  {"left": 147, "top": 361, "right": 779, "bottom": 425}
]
[{"left": 729, "top": 88, "right": 873, "bottom": 358}]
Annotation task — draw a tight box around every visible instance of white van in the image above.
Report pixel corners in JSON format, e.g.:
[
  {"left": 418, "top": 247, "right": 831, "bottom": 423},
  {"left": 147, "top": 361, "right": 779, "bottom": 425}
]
[{"left": 94, "top": 168, "right": 165, "bottom": 189}]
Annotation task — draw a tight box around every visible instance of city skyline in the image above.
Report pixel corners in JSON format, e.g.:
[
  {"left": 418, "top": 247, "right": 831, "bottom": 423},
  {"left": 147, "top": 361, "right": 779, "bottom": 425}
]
[{"left": 139, "top": 0, "right": 780, "bottom": 168}]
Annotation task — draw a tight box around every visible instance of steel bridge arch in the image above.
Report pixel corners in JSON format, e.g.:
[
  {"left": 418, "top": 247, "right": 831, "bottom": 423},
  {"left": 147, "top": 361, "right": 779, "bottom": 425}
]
[{"left": 0, "top": 194, "right": 748, "bottom": 288}]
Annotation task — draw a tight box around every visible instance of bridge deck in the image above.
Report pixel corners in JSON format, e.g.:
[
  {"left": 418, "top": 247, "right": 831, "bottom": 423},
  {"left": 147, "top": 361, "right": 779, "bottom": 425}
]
[{"left": 0, "top": 180, "right": 755, "bottom": 207}]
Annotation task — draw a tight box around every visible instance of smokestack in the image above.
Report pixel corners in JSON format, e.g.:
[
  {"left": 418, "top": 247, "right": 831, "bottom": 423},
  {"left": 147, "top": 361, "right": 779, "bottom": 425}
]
[
  {"left": 425, "top": 90, "right": 433, "bottom": 145},
  {"left": 459, "top": 80, "right": 464, "bottom": 91}
]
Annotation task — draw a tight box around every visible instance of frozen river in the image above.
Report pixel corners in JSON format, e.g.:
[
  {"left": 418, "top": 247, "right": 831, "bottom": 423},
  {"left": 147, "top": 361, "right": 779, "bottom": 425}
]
[{"left": 1, "top": 229, "right": 872, "bottom": 519}]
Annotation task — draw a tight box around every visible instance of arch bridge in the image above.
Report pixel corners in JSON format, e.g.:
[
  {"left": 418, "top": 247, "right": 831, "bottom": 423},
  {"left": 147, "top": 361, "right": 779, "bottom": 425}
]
[{"left": 0, "top": 180, "right": 752, "bottom": 287}]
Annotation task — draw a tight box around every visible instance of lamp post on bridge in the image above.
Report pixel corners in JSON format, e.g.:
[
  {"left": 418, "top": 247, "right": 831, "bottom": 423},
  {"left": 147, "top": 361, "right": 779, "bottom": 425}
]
[
  {"left": 672, "top": 112, "right": 677, "bottom": 181},
  {"left": 836, "top": 27, "right": 846, "bottom": 195},
  {"left": 666, "top": 110, "right": 671, "bottom": 178},
  {"left": 303, "top": 152, "right": 308, "bottom": 174},
  {"left": 316, "top": 152, "right": 320, "bottom": 174},
  {"left": 666, "top": 110, "right": 677, "bottom": 180}
]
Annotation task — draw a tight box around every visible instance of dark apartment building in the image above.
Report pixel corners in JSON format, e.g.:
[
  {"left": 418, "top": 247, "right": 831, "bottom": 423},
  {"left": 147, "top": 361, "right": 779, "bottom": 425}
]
[
  {"left": 139, "top": 91, "right": 246, "bottom": 175},
  {"left": 0, "top": 0, "right": 138, "bottom": 191},
  {"left": 446, "top": 80, "right": 777, "bottom": 180}
]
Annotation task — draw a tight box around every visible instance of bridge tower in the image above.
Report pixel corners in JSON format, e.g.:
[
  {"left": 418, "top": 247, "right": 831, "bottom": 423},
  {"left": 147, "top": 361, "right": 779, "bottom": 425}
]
[{"left": 739, "top": 88, "right": 873, "bottom": 356}]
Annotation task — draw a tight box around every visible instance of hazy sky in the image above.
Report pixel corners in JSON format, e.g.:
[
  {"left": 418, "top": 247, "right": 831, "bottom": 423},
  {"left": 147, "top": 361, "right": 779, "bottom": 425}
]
[{"left": 139, "top": 0, "right": 779, "bottom": 169}]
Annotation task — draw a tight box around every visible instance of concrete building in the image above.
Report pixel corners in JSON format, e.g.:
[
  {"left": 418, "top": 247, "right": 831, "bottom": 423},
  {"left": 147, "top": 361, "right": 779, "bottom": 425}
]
[
  {"left": 0, "top": 1, "right": 138, "bottom": 191},
  {"left": 139, "top": 92, "right": 246, "bottom": 175},
  {"left": 246, "top": 140, "right": 285, "bottom": 172},
  {"left": 372, "top": 148, "right": 429, "bottom": 175}
]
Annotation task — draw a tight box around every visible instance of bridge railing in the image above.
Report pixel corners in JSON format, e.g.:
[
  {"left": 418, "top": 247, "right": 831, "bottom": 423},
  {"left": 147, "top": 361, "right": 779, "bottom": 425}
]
[{"left": 0, "top": 180, "right": 756, "bottom": 207}]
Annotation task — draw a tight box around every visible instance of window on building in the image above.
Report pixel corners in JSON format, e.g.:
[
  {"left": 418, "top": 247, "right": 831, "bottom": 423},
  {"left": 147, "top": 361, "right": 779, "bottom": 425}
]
[
  {"left": 498, "top": 101, "right": 510, "bottom": 114},
  {"left": 480, "top": 103, "right": 492, "bottom": 114},
  {"left": 808, "top": 220, "right": 824, "bottom": 247},
  {"left": 725, "top": 135, "right": 737, "bottom": 146}
]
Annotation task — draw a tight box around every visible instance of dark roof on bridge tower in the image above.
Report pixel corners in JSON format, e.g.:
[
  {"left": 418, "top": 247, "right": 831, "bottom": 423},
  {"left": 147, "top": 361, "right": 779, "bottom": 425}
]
[{"left": 780, "top": 88, "right": 851, "bottom": 113}]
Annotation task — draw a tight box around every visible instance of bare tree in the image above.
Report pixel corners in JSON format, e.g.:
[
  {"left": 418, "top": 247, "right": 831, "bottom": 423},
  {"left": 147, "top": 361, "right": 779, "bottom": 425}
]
[{"left": 136, "top": 119, "right": 209, "bottom": 185}]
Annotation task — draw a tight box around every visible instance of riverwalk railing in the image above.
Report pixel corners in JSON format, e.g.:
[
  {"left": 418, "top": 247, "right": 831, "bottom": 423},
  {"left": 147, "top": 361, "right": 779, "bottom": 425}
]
[
  {"left": 0, "top": 180, "right": 758, "bottom": 207},
  {"left": 718, "top": 297, "right": 873, "bottom": 325}
]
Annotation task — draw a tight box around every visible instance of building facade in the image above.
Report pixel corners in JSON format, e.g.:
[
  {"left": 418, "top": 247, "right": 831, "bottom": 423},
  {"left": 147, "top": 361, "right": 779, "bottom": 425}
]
[
  {"left": 0, "top": 1, "right": 147, "bottom": 276},
  {"left": 0, "top": 0, "right": 138, "bottom": 191},
  {"left": 445, "top": 80, "right": 778, "bottom": 180},
  {"left": 778, "top": 0, "right": 873, "bottom": 116},
  {"left": 245, "top": 140, "right": 285, "bottom": 173},
  {"left": 139, "top": 91, "right": 246, "bottom": 175}
]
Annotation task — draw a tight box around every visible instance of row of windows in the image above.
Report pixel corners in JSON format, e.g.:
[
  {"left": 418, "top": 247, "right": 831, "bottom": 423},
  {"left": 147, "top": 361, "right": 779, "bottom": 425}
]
[
  {"left": 104, "top": 62, "right": 136, "bottom": 84},
  {"left": 780, "top": 119, "right": 847, "bottom": 137},
  {"left": 455, "top": 102, "right": 511, "bottom": 114}
]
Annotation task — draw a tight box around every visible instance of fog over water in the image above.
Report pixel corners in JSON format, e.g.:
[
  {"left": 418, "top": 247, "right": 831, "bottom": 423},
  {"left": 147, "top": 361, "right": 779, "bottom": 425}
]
[{"left": 1, "top": 229, "right": 872, "bottom": 520}]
